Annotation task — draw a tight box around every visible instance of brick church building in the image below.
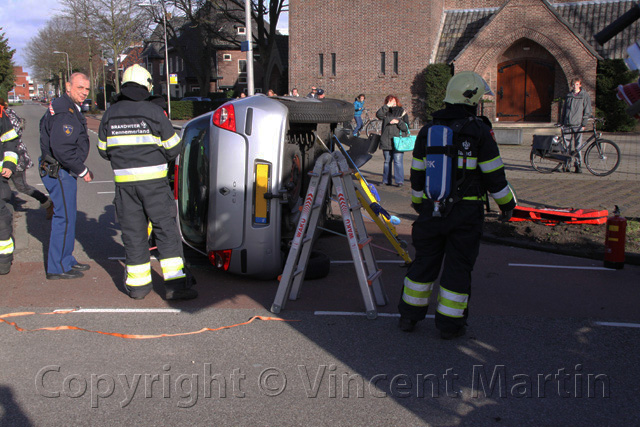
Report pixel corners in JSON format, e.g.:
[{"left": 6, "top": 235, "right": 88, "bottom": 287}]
[{"left": 289, "top": 0, "right": 640, "bottom": 123}]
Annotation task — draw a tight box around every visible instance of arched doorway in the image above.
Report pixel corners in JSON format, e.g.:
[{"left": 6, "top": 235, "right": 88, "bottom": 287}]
[{"left": 496, "top": 59, "right": 554, "bottom": 122}]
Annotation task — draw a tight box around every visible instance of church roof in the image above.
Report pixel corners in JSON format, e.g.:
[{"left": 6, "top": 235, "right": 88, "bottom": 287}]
[{"left": 435, "top": 0, "right": 640, "bottom": 63}]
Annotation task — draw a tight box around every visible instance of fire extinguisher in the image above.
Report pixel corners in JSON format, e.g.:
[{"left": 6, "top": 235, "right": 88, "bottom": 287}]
[{"left": 604, "top": 205, "right": 627, "bottom": 269}]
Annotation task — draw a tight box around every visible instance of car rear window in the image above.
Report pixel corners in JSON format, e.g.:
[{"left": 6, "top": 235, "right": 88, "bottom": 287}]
[{"left": 178, "top": 116, "right": 210, "bottom": 251}]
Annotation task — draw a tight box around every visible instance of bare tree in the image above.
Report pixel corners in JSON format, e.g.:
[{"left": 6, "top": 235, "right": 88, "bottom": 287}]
[
  {"left": 206, "top": 0, "right": 289, "bottom": 89},
  {"left": 25, "top": 17, "right": 81, "bottom": 93},
  {"left": 61, "top": 0, "right": 103, "bottom": 104},
  {"left": 158, "top": 0, "right": 287, "bottom": 95},
  {"left": 91, "top": 0, "right": 150, "bottom": 92}
]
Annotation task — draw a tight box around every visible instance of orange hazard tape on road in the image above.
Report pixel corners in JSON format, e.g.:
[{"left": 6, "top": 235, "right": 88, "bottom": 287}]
[{"left": 0, "top": 310, "right": 299, "bottom": 339}]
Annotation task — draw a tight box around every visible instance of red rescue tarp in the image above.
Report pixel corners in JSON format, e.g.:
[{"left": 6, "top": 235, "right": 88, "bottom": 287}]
[{"left": 509, "top": 206, "right": 608, "bottom": 225}]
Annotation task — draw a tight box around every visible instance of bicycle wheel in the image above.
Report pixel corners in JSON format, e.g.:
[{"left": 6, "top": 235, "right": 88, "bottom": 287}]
[
  {"left": 365, "top": 119, "right": 382, "bottom": 136},
  {"left": 584, "top": 139, "right": 620, "bottom": 176},
  {"left": 530, "top": 148, "right": 562, "bottom": 173}
]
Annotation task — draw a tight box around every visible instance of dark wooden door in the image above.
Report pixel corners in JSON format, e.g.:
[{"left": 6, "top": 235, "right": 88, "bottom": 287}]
[{"left": 497, "top": 59, "right": 554, "bottom": 122}]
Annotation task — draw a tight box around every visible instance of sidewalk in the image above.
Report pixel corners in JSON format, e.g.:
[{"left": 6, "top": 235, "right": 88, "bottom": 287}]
[{"left": 499, "top": 129, "right": 640, "bottom": 218}]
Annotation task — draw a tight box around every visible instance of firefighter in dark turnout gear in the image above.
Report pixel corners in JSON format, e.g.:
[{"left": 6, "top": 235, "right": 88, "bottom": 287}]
[
  {"left": 40, "top": 73, "right": 94, "bottom": 280},
  {"left": 98, "top": 64, "right": 197, "bottom": 300},
  {"left": 0, "top": 103, "right": 19, "bottom": 274},
  {"left": 398, "top": 71, "right": 516, "bottom": 339}
]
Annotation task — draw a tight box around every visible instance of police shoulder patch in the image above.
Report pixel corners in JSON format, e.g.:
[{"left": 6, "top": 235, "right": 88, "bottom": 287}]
[{"left": 63, "top": 124, "right": 74, "bottom": 136}]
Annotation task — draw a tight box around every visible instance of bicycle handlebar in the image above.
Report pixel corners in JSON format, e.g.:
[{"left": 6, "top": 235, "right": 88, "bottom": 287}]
[{"left": 594, "top": 2, "right": 640, "bottom": 45}]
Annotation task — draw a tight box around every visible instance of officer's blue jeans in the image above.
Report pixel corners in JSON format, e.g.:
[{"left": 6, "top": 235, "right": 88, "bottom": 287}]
[
  {"left": 382, "top": 150, "right": 404, "bottom": 185},
  {"left": 42, "top": 169, "right": 78, "bottom": 274},
  {"left": 353, "top": 116, "right": 363, "bottom": 135}
]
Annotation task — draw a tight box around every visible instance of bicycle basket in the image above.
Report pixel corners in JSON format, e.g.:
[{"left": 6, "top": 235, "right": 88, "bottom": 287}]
[{"left": 532, "top": 135, "right": 563, "bottom": 157}]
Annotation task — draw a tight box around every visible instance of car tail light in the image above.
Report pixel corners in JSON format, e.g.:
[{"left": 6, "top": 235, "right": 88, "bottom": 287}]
[
  {"left": 208, "top": 250, "right": 232, "bottom": 270},
  {"left": 212, "top": 104, "right": 236, "bottom": 132},
  {"left": 173, "top": 162, "right": 179, "bottom": 200}
]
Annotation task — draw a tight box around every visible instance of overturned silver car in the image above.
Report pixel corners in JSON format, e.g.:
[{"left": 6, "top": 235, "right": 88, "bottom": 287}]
[{"left": 175, "top": 94, "right": 363, "bottom": 279}]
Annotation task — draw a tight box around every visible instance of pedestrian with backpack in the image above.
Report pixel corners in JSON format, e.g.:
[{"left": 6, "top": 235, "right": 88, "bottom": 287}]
[
  {"left": 397, "top": 71, "right": 515, "bottom": 339},
  {"left": 376, "top": 95, "right": 410, "bottom": 187}
]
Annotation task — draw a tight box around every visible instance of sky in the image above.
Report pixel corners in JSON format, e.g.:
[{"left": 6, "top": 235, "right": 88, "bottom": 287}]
[
  {"left": 0, "top": 0, "right": 288, "bottom": 77},
  {"left": 0, "top": 0, "right": 66, "bottom": 75}
]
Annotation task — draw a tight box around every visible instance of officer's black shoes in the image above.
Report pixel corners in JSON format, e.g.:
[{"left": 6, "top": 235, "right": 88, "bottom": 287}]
[
  {"left": 574, "top": 164, "right": 582, "bottom": 173},
  {"left": 71, "top": 263, "right": 91, "bottom": 271},
  {"left": 398, "top": 317, "right": 417, "bottom": 332},
  {"left": 0, "top": 262, "right": 11, "bottom": 275},
  {"left": 46, "top": 269, "right": 84, "bottom": 280},
  {"left": 440, "top": 327, "right": 466, "bottom": 340}
]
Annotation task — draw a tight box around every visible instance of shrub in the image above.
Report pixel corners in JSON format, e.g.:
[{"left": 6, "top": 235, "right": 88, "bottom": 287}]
[
  {"left": 423, "top": 63, "right": 453, "bottom": 121},
  {"left": 596, "top": 59, "right": 639, "bottom": 132}
]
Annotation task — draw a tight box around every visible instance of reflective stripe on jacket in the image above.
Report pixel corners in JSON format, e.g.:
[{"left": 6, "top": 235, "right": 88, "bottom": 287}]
[{"left": 98, "top": 99, "right": 181, "bottom": 185}]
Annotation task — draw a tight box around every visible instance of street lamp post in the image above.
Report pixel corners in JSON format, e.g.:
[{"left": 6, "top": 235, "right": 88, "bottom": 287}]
[
  {"left": 139, "top": 0, "right": 171, "bottom": 119},
  {"left": 101, "top": 50, "right": 108, "bottom": 110},
  {"left": 53, "top": 51, "right": 70, "bottom": 82}
]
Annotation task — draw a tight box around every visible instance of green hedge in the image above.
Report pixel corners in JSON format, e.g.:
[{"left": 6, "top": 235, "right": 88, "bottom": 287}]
[
  {"left": 596, "top": 59, "right": 639, "bottom": 132},
  {"left": 423, "top": 63, "right": 453, "bottom": 121},
  {"left": 170, "top": 99, "right": 231, "bottom": 120}
]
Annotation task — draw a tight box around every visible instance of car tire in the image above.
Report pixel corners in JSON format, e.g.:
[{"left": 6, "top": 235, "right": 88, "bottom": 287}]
[
  {"left": 276, "top": 98, "right": 353, "bottom": 124},
  {"left": 281, "top": 144, "right": 303, "bottom": 209},
  {"left": 304, "top": 250, "right": 331, "bottom": 280}
]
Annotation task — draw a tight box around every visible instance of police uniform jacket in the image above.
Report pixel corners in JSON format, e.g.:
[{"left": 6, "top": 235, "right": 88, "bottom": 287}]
[
  {"left": 98, "top": 85, "right": 181, "bottom": 186},
  {"left": 0, "top": 106, "right": 19, "bottom": 173},
  {"left": 410, "top": 104, "right": 516, "bottom": 213},
  {"left": 39, "top": 94, "right": 91, "bottom": 177}
]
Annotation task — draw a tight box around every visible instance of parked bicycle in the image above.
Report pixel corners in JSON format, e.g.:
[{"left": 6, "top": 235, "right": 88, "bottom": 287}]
[
  {"left": 530, "top": 118, "right": 620, "bottom": 176},
  {"left": 344, "top": 109, "right": 382, "bottom": 137}
]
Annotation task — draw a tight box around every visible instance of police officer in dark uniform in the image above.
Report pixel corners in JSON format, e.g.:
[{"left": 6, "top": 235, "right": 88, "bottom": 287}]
[
  {"left": 398, "top": 71, "right": 516, "bottom": 339},
  {"left": 40, "top": 72, "right": 94, "bottom": 279},
  {"left": 0, "top": 102, "right": 19, "bottom": 274},
  {"left": 98, "top": 64, "right": 196, "bottom": 301}
]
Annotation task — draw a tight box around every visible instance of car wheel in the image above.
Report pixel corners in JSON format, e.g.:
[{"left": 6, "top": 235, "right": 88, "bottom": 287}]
[
  {"left": 276, "top": 98, "right": 353, "bottom": 124},
  {"left": 304, "top": 250, "right": 331, "bottom": 280},
  {"left": 282, "top": 143, "right": 303, "bottom": 210}
]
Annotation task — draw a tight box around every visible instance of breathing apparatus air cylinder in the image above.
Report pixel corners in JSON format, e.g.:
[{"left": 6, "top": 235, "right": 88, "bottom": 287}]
[{"left": 604, "top": 205, "right": 627, "bottom": 269}]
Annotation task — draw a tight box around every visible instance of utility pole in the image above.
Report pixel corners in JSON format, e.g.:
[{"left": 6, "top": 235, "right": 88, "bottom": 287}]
[{"left": 245, "top": 0, "right": 254, "bottom": 95}]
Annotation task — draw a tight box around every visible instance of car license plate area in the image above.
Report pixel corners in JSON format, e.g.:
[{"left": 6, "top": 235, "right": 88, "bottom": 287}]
[{"left": 253, "top": 162, "right": 271, "bottom": 225}]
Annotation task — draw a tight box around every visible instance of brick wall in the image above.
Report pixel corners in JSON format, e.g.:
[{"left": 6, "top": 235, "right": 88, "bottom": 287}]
[
  {"left": 289, "top": 0, "right": 444, "bottom": 119},
  {"left": 454, "top": 0, "right": 597, "bottom": 121}
]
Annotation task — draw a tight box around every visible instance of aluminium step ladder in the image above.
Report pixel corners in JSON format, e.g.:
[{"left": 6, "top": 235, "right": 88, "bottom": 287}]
[{"left": 270, "top": 151, "right": 388, "bottom": 319}]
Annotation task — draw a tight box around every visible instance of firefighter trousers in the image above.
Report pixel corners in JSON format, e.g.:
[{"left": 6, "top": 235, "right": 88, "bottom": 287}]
[
  {"left": 398, "top": 202, "right": 484, "bottom": 333},
  {"left": 114, "top": 181, "right": 186, "bottom": 293},
  {"left": 0, "top": 194, "right": 14, "bottom": 269}
]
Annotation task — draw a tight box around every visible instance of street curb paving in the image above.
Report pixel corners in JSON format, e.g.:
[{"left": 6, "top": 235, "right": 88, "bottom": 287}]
[{"left": 481, "top": 232, "right": 640, "bottom": 267}]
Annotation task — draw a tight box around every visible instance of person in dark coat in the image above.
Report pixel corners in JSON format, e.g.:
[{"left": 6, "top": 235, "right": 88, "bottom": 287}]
[
  {"left": 39, "top": 73, "right": 94, "bottom": 280},
  {"left": 376, "top": 95, "right": 410, "bottom": 186}
]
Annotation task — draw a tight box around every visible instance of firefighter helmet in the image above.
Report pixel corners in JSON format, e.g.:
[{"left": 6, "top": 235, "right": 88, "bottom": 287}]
[
  {"left": 122, "top": 64, "right": 153, "bottom": 92},
  {"left": 443, "top": 71, "right": 493, "bottom": 106}
]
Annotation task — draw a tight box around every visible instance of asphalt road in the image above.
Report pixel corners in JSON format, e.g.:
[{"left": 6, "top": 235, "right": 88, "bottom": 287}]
[{"left": 1, "top": 102, "right": 639, "bottom": 426}]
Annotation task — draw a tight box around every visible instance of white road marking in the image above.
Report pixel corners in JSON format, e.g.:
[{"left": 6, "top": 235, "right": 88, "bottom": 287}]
[
  {"left": 54, "top": 308, "right": 182, "bottom": 313},
  {"left": 331, "top": 260, "right": 406, "bottom": 264},
  {"left": 314, "top": 311, "right": 435, "bottom": 319},
  {"left": 594, "top": 321, "right": 640, "bottom": 329},
  {"left": 89, "top": 181, "right": 113, "bottom": 184},
  {"left": 97, "top": 191, "right": 115, "bottom": 194},
  {"left": 509, "top": 263, "right": 612, "bottom": 271}
]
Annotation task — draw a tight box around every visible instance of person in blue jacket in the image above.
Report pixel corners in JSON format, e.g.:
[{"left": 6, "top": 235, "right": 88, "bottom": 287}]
[
  {"left": 39, "top": 73, "right": 94, "bottom": 280},
  {"left": 353, "top": 94, "right": 365, "bottom": 136}
]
